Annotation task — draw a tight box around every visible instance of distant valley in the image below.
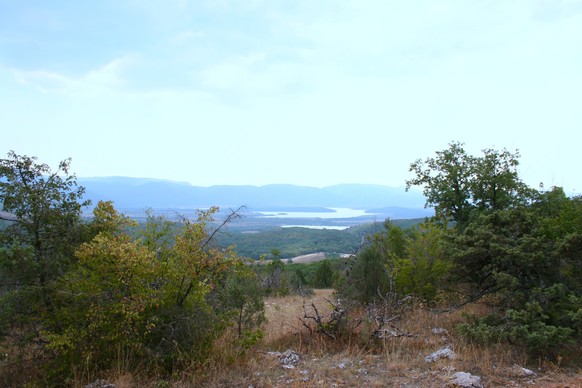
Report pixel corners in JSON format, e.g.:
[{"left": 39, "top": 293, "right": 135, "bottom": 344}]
[{"left": 78, "top": 177, "right": 432, "bottom": 227}]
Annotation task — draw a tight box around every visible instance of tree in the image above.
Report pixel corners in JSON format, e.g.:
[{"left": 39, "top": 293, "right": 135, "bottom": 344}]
[
  {"left": 313, "top": 259, "right": 334, "bottom": 288},
  {"left": 44, "top": 205, "right": 265, "bottom": 378},
  {"left": 471, "top": 148, "right": 533, "bottom": 212},
  {"left": 47, "top": 217, "right": 161, "bottom": 377},
  {"left": 217, "top": 264, "right": 265, "bottom": 342},
  {"left": 0, "top": 152, "right": 90, "bottom": 374},
  {"left": 0, "top": 154, "right": 267, "bottom": 383},
  {"left": 347, "top": 244, "right": 392, "bottom": 304},
  {"left": 407, "top": 145, "right": 582, "bottom": 355},
  {"left": 0, "top": 151, "right": 90, "bottom": 286},
  {"left": 449, "top": 195, "right": 582, "bottom": 355},
  {"left": 447, "top": 207, "right": 554, "bottom": 304},
  {"left": 147, "top": 207, "right": 246, "bottom": 366},
  {"left": 264, "top": 258, "right": 287, "bottom": 295},
  {"left": 406, "top": 142, "right": 532, "bottom": 227},
  {"left": 395, "top": 221, "right": 451, "bottom": 302},
  {"left": 406, "top": 142, "right": 474, "bottom": 226}
]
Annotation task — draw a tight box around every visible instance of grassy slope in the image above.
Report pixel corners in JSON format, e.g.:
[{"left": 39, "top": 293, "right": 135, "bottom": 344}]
[{"left": 97, "top": 290, "right": 581, "bottom": 387}]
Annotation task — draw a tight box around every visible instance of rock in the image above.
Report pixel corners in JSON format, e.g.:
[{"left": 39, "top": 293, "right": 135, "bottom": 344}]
[
  {"left": 432, "top": 327, "right": 449, "bottom": 335},
  {"left": 424, "top": 348, "right": 456, "bottom": 363},
  {"left": 449, "top": 371, "right": 483, "bottom": 387},
  {"left": 267, "top": 349, "right": 300, "bottom": 368},
  {"left": 516, "top": 365, "right": 536, "bottom": 377}
]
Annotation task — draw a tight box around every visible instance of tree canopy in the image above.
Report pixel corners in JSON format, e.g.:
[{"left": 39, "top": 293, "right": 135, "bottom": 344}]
[
  {"left": 405, "top": 143, "right": 582, "bottom": 355},
  {"left": 406, "top": 142, "right": 534, "bottom": 227},
  {"left": 0, "top": 152, "right": 265, "bottom": 385}
]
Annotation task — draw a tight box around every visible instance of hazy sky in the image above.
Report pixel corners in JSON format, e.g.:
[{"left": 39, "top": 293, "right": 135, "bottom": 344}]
[{"left": 1, "top": 1, "right": 581, "bottom": 191}]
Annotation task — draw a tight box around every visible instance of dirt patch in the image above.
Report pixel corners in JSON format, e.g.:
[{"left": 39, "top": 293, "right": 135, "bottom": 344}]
[
  {"left": 288, "top": 252, "right": 327, "bottom": 264},
  {"left": 252, "top": 290, "right": 582, "bottom": 387},
  {"left": 260, "top": 252, "right": 337, "bottom": 265}
]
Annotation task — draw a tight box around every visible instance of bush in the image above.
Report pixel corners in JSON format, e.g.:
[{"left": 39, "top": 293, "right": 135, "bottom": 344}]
[{"left": 28, "top": 204, "right": 266, "bottom": 382}]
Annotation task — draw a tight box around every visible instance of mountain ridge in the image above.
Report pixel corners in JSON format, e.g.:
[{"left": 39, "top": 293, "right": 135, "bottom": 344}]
[{"left": 78, "top": 177, "right": 430, "bottom": 218}]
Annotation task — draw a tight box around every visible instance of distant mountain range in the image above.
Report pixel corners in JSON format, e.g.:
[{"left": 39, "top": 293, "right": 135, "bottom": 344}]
[{"left": 78, "top": 177, "right": 431, "bottom": 218}]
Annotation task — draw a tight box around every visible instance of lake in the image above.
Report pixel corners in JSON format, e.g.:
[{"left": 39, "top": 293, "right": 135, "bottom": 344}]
[
  {"left": 258, "top": 207, "right": 373, "bottom": 219},
  {"left": 281, "top": 225, "right": 350, "bottom": 230}
]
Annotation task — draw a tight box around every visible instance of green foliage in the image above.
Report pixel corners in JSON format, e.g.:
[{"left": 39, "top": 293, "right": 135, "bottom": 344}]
[
  {"left": 44, "top": 205, "right": 266, "bottom": 378},
  {"left": 313, "top": 259, "right": 334, "bottom": 288},
  {"left": 407, "top": 144, "right": 582, "bottom": 357},
  {"left": 471, "top": 148, "right": 534, "bottom": 212},
  {"left": 0, "top": 154, "right": 266, "bottom": 384},
  {"left": 342, "top": 220, "right": 451, "bottom": 306},
  {"left": 449, "top": 196, "right": 582, "bottom": 354},
  {"left": 284, "top": 258, "right": 344, "bottom": 293},
  {"left": 394, "top": 221, "right": 451, "bottom": 302},
  {"left": 0, "top": 152, "right": 90, "bottom": 286},
  {"left": 406, "top": 142, "right": 533, "bottom": 227},
  {"left": 458, "top": 286, "right": 580, "bottom": 356},
  {"left": 447, "top": 207, "right": 557, "bottom": 301},
  {"left": 0, "top": 152, "right": 90, "bottom": 378},
  {"left": 506, "top": 301, "right": 574, "bottom": 355},
  {"left": 46, "top": 229, "right": 162, "bottom": 376},
  {"left": 347, "top": 244, "right": 392, "bottom": 304},
  {"left": 215, "top": 264, "right": 266, "bottom": 342},
  {"left": 263, "top": 258, "right": 289, "bottom": 296},
  {"left": 216, "top": 226, "right": 364, "bottom": 259},
  {"left": 406, "top": 142, "right": 474, "bottom": 226}
]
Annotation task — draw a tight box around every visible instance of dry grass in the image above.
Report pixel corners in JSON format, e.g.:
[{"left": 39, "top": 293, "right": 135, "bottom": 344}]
[
  {"left": 21, "top": 289, "right": 579, "bottom": 387},
  {"left": 186, "top": 290, "right": 582, "bottom": 388}
]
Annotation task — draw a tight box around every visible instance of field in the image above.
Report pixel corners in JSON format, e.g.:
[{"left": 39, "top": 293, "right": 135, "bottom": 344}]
[{"left": 98, "top": 290, "right": 581, "bottom": 387}]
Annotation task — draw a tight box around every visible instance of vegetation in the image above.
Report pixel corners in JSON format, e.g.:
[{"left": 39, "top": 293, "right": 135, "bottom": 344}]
[
  {"left": 406, "top": 142, "right": 534, "bottom": 228},
  {"left": 214, "top": 219, "right": 419, "bottom": 260},
  {"left": 1, "top": 143, "right": 581, "bottom": 386},
  {"left": 215, "top": 226, "right": 362, "bottom": 260},
  {"left": 388, "top": 142, "right": 582, "bottom": 356},
  {"left": 323, "top": 141, "right": 582, "bottom": 360},
  {"left": 0, "top": 153, "right": 264, "bottom": 386}
]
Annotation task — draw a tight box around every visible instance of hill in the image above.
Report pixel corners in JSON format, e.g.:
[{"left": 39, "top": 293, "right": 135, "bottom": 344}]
[{"left": 78, "top": 177, "right": 430, "bottom": 218}]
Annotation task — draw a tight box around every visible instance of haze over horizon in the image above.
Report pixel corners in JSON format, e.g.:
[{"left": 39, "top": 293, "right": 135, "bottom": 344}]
[
  {"left": 2, "top": 1, "right": 581, "bottom": 193},
  {"left": 78, "top": 175, "right": 415, "bottom": 189}
]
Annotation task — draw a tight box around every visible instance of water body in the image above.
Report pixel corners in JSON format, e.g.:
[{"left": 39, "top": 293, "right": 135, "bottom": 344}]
[
  {"left": 258, "top": 207, "right": 372, "bottom": 219},
  {"left": 281, "top": 225, "right": 349, "bottom": 230}
]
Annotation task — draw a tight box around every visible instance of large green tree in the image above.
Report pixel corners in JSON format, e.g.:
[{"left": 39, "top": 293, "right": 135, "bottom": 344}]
[
  {"left": 0, "top": 151, "right": 89, "bottom": 286},
  {"left": 0, "top": 152, "right": 90, "bottom": 374},
  {"left": 471, "top": 147, "right": 533, "bottom": 212},
  {"left": 407, "top": 144, "right": 582, "bottom": 355},
  {"left": 406, "top": 142, "right": 474, "bottom": 226},
  {"left": 406, "top": 142, "right": 533, "bottom": 227}
]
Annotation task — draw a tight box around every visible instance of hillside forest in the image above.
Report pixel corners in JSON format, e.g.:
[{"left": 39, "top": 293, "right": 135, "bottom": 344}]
[{"left": 1, "top": 142, "right": 581, "bottom": 386}]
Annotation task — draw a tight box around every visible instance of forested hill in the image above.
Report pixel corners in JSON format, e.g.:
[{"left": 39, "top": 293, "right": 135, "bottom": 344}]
[{"left": 78, "top": 177, "right": 428, "bottom": 213}]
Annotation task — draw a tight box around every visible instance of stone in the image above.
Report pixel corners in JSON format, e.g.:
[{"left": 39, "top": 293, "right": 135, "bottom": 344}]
[
  {"left": 84, "top": 380, "right": 115, "bottom": 388},
  {"left": 424, "top": 348, "right": 456, "bottom": 363},
  {"left": 267, "top": 349, "right": 300, "bottom": 368},
  {"left": 449, "top": 371, "right": 483, "bottom": 387},
  {"left": 432, "top": 327, "right": 449, "bottom": 335}
]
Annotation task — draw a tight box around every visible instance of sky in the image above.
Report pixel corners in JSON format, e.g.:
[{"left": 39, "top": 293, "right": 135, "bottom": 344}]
[{"left": 1, "top": 0, "right": 581, "bottom": 192}]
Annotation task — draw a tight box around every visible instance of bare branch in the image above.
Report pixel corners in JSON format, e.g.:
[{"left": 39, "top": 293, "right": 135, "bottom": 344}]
[{"left": 202, "top": 205, "right": 246, "bottom": 250}]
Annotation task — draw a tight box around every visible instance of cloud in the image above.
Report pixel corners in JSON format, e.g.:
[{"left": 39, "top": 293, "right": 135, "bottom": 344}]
[
  {"left": 9, "top": 56, "right": 134, "bottom": 95},
  {"left": 200, "top": 53, "right": 266, "bottom": 90}
]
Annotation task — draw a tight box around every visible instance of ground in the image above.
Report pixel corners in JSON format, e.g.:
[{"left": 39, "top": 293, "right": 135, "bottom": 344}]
[{"left": 99, "top": 289, "right": 581, "bottom": 387}]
